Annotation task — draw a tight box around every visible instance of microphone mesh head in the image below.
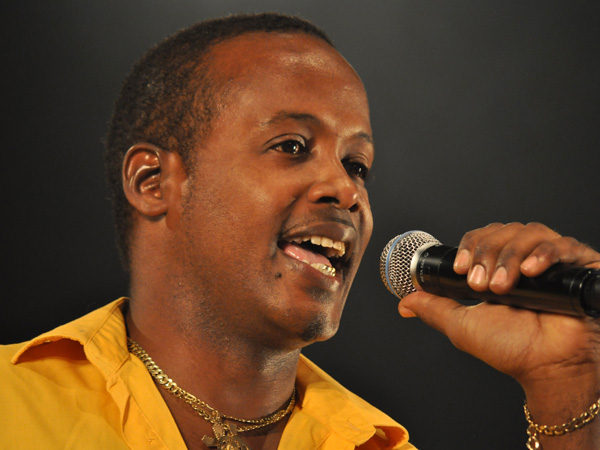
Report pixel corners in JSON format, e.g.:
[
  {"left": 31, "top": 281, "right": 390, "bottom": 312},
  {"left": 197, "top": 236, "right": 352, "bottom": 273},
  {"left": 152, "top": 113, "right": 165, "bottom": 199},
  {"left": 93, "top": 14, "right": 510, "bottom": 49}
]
[{"left": 380, "top": 231, "right": 441, "bottom": 299}]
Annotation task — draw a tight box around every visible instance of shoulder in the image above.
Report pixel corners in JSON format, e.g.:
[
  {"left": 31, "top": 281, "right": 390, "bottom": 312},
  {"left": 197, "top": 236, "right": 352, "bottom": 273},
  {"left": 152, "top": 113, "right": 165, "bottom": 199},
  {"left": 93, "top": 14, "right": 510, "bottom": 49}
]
[
  {"left": 0, "top": 301, "right": 131, "bottom": 449},
  {"left": 287, "top": 355, "right": 417, "bottom": 449}
]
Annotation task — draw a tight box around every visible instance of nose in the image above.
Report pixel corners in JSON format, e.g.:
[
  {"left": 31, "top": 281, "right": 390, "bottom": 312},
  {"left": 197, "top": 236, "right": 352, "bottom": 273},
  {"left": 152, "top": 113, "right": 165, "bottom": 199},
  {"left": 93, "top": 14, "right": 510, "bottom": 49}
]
[{"left": 306, "top": 160, "right": 361, "bottom": 213}]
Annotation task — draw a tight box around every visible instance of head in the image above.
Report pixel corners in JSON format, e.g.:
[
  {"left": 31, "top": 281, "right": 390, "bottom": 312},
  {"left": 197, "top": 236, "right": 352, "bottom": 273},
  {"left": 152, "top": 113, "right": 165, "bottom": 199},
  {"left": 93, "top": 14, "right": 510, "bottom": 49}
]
[
  {"left": 109, "top": 14, "right": 374, "bottom": 348},
  {"left": 105, "top": 13, "right": 333, "bottom": 266}
]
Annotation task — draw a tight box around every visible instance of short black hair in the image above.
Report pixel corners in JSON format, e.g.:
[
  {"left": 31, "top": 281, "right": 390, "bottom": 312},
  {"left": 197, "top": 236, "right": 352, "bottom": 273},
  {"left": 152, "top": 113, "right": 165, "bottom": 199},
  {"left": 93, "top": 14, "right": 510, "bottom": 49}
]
[{"left": 104, "top": 13, "right": 333, "bottom": 267}]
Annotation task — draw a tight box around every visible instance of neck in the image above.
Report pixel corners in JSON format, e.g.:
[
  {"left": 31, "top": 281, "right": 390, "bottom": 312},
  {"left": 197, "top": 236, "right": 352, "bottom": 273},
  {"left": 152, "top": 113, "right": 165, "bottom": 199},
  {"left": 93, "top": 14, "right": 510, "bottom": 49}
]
[{"left": 125, "top": 295, "right": 300, "bottom": 420}]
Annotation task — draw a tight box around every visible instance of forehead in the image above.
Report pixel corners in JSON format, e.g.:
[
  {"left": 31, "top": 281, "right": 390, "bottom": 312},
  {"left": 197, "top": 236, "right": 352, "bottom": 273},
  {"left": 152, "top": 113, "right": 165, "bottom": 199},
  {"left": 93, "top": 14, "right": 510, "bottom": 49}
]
[
  {"left": 208, "top": 31, "right": 356, "bottom": 79},
  {"left": 202, "top": 32, "right": 371, "bottom": 140}
]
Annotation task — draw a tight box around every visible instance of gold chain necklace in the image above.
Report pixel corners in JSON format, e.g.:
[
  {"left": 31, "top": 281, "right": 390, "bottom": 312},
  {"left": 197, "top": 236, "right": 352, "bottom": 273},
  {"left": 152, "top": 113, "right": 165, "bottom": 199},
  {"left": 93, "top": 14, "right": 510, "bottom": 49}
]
[{"left": 127, "top": 338, "right": 295, "bottom": 450}]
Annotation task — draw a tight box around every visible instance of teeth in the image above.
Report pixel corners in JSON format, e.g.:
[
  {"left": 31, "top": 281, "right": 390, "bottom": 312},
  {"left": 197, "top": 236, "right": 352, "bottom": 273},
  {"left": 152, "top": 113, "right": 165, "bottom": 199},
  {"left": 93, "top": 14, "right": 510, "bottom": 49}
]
[
  {"left": 300, "top": 259, "right": 336, "bottom": 277},
  {"left": 285, "top": 234, "right": 346, "bottom": 277},
  {"left": 309, "top": 262, "right": 336, "bottom": 277},
  {"left": 291, "top": 235, "right": 346, "bottom": 258},
  {"left": 325, "top": 248, "right": 339, "bottom": 259}
]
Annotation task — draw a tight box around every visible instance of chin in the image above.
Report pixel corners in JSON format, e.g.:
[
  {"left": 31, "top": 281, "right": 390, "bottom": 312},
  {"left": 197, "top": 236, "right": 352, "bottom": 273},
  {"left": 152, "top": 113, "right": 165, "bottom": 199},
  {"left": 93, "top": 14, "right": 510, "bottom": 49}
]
[{"left": 298, "top": 313, "right": 340, "bottom": 344}]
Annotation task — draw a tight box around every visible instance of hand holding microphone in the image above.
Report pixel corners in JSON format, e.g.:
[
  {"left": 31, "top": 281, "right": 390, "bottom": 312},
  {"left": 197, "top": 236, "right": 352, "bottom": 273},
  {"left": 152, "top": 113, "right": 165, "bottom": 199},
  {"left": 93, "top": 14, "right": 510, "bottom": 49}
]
[
  {"left": 380, "top": 229, "right": 600, "bottom": 316},
  {"left": 377, "top": 222, "right": 600, "bottom": 387}
]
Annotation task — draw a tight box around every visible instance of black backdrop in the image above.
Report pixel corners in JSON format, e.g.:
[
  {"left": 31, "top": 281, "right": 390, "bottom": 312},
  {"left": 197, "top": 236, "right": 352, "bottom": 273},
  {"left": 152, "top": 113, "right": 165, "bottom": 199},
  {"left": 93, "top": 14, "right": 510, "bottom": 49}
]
[{"left": 2, "top": 1, "right": 599, "bottom": 449}]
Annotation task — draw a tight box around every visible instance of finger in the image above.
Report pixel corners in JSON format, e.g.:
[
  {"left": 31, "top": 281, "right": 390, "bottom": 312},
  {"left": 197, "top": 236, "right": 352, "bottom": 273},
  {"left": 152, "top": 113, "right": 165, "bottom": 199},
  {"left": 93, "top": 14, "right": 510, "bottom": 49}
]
[
  {"left": 397, "top": 303, "right": 418, "bottom": 318},
  {"left": 454, "top": 223, "right": 504, "bottom": 274},
  {"left": 402, "top": 291, "right": 600, "bottom": 388},
  {"left": 460, "top": 223, "right": 529, "bottom": 292},
  {"left": 400, "top": 291, "right": 548, "bottom": 377},
  {"left": 488, "top": 223, "right": 561, "bottom": 294},
  {"left": 398, "top": 291, "right": 470, "bottom": 346},
  {"left": 521, "top": 236, "right": 600, "bottom": 276}
]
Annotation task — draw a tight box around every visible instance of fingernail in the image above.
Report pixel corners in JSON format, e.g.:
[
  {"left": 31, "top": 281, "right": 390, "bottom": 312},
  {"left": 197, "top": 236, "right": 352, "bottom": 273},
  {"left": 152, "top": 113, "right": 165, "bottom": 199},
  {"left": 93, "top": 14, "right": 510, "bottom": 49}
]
[
  {"left": 521, "top": 255, "right": 538, "bottom": 272},
  {"left": 454, "top": 249, "right": 470, "bottom": 270},
  {"left": 398, "top": 305, "right": 417, "bottom": 318},
  {"left": 490, "top": 266, "right": 508, "bottom": 286},
  {"left": 468, "top": 264, "right": 487, "bottom": 285}
]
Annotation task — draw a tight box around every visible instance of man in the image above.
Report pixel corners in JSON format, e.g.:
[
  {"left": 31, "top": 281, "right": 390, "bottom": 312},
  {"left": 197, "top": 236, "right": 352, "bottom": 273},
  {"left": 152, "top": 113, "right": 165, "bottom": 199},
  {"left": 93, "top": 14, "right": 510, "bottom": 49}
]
[{"left": 2, "top": 13, "right": 599, "bottom": 449}]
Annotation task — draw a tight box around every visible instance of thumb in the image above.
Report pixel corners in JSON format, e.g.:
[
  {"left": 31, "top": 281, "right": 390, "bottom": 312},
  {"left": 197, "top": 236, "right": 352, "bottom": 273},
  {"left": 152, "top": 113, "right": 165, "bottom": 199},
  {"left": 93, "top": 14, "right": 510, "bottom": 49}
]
[{"left": 398, "top": 291, "right": 470, "bottom": 344}]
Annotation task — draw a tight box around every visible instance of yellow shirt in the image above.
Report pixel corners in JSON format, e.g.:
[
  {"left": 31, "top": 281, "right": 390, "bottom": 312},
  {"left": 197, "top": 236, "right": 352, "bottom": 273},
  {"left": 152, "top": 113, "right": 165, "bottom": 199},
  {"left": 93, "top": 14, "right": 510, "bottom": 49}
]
[{"left": 0, "top": 299, "right": 415, "bottom": 449}]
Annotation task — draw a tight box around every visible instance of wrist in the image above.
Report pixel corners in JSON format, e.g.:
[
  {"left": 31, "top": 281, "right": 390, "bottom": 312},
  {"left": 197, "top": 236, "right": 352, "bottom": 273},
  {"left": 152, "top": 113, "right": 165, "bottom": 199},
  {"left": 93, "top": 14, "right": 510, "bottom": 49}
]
[
  {"left": 521, "top": 366, "right": 599, "bottom": 424},
  {"left": 521, "top": 368, "right": 600, "bottom": 449},
  {"left": 523, "top": 395, "right": 600, "bottom": 450}
]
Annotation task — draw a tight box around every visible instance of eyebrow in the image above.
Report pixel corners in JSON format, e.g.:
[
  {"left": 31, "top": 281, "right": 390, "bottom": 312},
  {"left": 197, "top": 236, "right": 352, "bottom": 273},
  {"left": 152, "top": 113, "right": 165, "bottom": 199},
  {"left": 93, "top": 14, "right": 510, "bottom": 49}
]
[
  {"left": 262, "top": 111, "right": 320, "bottom": 127},
  {"left": 261, "top": 111, "right": 374, "bottom": 145}
]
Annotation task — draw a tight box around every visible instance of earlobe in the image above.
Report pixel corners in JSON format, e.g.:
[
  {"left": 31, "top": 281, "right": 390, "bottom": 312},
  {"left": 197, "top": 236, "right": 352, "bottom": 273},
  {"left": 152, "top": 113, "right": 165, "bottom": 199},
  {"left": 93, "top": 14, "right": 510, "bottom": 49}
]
[{"left": 122, "top": 143, "right": 173, "bottom": 217}]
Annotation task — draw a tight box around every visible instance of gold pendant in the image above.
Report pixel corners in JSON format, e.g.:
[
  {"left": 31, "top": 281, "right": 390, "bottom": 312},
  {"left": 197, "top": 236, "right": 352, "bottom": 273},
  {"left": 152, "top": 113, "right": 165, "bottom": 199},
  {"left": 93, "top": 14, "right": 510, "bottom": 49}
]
[
  {"left": 202, "top": 422, "right": 251, "bottom": 450},
  {"left": 525, "top": 426, "right": 541, "bottom": 450}
]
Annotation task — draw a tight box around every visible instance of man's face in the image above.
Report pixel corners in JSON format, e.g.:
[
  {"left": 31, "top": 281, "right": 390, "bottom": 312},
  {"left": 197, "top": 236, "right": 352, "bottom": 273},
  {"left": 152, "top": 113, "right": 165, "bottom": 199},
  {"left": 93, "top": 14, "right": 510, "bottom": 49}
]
[{"left": 171, "top": 32, "right": 373, "bottom": 348}]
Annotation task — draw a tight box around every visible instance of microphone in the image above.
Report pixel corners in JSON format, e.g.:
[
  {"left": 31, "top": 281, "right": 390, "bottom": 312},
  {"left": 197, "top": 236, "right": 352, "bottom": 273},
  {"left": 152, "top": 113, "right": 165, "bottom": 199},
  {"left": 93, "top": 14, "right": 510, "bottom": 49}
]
[{"left": 380, "top": 230, "right": 600, "bottom": 317}]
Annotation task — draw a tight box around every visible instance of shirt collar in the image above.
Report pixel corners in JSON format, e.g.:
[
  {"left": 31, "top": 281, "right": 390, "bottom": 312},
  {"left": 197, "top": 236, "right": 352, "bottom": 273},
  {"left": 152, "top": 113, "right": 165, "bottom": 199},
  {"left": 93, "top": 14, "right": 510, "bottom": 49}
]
[
  {"left": 11, "top": 298, "right": 129, "bottom": 378},
  {"left": 295, "top": 354, "right": 410, "bottom": 448}
]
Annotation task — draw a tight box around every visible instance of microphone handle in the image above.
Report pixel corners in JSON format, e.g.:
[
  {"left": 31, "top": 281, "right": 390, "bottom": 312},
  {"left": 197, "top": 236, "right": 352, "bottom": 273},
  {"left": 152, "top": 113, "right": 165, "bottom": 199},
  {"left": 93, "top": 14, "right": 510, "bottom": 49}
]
[{"left": 412, "top": 244, "right": 600, "bottom": 317}]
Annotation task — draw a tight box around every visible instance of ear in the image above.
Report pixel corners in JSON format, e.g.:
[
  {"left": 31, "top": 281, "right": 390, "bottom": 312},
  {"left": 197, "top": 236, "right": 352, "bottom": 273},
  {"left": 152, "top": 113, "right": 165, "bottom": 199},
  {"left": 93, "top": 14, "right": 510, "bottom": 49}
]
[{"left": 122, "top": 143, "right": 184, "bottom": 218}]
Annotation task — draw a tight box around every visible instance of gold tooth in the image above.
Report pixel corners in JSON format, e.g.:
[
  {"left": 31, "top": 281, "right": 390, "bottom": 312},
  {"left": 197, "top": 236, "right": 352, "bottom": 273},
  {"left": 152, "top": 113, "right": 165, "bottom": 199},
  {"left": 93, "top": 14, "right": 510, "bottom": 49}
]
[{"left": 310, "top": 262, "right": 336, "bottom": 277}]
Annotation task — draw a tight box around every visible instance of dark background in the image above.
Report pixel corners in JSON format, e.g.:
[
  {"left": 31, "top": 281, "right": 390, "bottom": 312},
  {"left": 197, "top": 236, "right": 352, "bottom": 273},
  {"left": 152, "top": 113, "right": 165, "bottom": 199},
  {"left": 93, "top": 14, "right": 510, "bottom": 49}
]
[{"left": 2, "top": 1, "right": 599, "bottom": 449}]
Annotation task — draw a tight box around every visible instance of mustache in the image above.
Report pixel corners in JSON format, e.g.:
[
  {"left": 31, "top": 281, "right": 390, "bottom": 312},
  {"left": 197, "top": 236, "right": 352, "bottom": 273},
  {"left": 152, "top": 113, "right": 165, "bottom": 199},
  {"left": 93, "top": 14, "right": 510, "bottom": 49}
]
[{"left": 280, "top": 213, "right": 356, "bottom": 235}]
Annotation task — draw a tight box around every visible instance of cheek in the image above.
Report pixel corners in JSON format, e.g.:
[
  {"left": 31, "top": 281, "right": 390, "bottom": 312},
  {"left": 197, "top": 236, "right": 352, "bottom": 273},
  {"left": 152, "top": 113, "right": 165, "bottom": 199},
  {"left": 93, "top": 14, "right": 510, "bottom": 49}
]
[
  {"left": 235, "top": 173, "right": 296, "bottom": 224},
  {"left": 360, "top": 194, "right": 374, "bottom": 243},
  {"left": 200, "top": 179, "right": 290, "bottom": 260}
]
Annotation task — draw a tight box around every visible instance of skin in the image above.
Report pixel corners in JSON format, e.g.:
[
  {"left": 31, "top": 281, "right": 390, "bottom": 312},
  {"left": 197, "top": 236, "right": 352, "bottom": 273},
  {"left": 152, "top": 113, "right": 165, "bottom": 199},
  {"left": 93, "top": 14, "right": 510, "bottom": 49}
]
[
  {"left": 122, "top": 32, "right": 600, "bottom": 449},
  {"left": 124, "top": 32, "right": 373, "bottom": 449}
]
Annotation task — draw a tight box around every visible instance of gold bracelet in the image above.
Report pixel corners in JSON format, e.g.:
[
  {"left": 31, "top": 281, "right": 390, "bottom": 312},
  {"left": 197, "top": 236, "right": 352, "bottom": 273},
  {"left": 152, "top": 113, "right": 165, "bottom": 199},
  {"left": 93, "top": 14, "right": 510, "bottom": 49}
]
[{"left": 524, "top": 397, "right": 600, "bottom": 450}]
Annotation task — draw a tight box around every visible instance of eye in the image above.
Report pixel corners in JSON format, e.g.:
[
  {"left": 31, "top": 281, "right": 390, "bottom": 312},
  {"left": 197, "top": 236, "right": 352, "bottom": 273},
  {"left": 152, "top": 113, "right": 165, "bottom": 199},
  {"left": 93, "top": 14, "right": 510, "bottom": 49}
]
[
  {"left": 271, "top": 139, "right": 308, "bottom": 155},
  {"left": 344, "top": 160, "right": 370, "bottom": 180}
]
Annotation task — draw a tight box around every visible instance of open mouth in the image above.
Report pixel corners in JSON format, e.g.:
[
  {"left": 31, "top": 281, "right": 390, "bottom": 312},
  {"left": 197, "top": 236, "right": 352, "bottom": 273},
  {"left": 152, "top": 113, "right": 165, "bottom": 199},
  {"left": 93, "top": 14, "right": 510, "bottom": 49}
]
[{"left": 278, "top": 235, "right": 347, "bottom": 277}]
